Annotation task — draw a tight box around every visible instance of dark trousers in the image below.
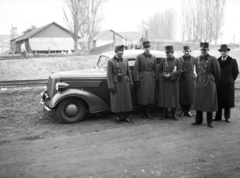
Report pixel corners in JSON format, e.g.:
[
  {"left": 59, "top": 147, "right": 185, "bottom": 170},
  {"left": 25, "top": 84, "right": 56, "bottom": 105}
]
[
  {"left": 215, "top": 108, "right": 230, "bottom": 120},
  {"left": 195, "top": 110, "right": 213, "bottom": 124},
  {"left": 181, "top": 104, "right": 191, "bottom": 112}
]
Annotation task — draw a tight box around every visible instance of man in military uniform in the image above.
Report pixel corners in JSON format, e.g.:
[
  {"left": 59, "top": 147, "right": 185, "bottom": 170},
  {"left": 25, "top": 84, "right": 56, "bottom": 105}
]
[
  {"left": 214, "top": 44, "right": 239, "bottom": 123},
  {"left": 192, "top": 42, "right": 221, "bottom": 128},
  {"left": 107, "top": 45, "right": 134, "bottom": 124},
  {"left": 179, "top": 45, "right": 196, "bottom": 117},
  {"left": 133, "top": 40, "right": 157, "bottom": 120},
  {"left": 158, "top": 46, "right": 182, "bottom": 120}
]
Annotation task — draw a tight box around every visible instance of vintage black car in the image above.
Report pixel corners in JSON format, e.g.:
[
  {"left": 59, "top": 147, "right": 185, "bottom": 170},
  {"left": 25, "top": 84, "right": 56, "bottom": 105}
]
[{"left": 41, "top": 50, "right": 165, "bottom": 123}]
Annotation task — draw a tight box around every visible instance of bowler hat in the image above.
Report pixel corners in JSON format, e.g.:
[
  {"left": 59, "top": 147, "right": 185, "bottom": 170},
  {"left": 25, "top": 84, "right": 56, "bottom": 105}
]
[
  {"left": 218, "top": 44, "right": 230, "bottom": 51},
  {"left": 165, "top": 45, "right": 174, "bottom": 52},
  {"left": 143, "top": 40, "right": 151, "bottom": 48},
  {"left": 115, "top": 45, "right": 124, "bottom": 52},
  {"left": 183, "top": 45, "right": 191, "bottom": 51},
  {"left": 200, "top": 42, "right": 209, "bottom": 49}
]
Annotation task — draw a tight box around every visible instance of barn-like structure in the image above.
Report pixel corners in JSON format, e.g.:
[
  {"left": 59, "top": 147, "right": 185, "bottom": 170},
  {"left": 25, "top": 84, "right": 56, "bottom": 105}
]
[{"left": 10, "top": 22, "right": 75, "bottom": 54}]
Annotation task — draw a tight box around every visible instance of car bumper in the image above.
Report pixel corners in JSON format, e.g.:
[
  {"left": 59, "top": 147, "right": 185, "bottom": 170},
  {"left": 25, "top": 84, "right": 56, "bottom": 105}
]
[{"left": 40, "top": 91, "right": 52, "bottom": 113}]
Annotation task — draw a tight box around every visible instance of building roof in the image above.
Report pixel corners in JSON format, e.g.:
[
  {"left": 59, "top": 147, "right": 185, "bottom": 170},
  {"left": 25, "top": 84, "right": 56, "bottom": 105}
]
[
  {"left": 117, "top": 32, "right": 142, "bottom": 41},
  {"left": 15, "top": 22, "right": 72, "bottom": 42},
  {"left": 93, "top": 29, "right": 125, "bottom": 41}
]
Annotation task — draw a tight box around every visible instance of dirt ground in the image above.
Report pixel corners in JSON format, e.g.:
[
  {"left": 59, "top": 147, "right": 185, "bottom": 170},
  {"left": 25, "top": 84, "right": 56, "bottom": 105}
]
[
  {"left": 0, "top": 86, "right": 240, "bottom": 178},
  {"left": 1, "top": 49, "right": 240, "bottom": 178}
]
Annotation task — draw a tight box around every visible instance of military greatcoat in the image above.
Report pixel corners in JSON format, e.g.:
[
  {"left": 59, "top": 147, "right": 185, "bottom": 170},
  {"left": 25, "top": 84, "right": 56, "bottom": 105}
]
[
  {"left": 158, "top": 57, "right": 182, "bottom": 108},
  {"left": 216, "top": 56, "right": 239, "bottom": 108},
  {"left": 107, "top": 56, "right": 133, "bottom": 113},
  {"left": 179, "top": 55, "right": 196, "bottom": 104},
  {"left": 133, "top": 53, "right": 157, "bottom": 105},
  {"left": 192, "top": 54, "right": 221, "bottom": 112}
]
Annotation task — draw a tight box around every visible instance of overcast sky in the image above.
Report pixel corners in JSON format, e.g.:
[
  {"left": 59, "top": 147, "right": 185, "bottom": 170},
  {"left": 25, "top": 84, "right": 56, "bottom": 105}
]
[{"left": 0, "top": 0, "right": 240, "bottom": 43}]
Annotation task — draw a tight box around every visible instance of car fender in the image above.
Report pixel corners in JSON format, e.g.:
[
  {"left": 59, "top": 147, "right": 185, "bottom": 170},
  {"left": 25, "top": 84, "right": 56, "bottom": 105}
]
[{"left": 49, "top": 88, "right": 110, "bottom": 113}]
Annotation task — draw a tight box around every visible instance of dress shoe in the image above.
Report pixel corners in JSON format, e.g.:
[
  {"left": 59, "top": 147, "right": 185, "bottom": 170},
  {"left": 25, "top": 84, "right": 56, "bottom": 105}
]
[
  {"left": 159, "top": 115, "right": 167, "bottom": 120},
  {"left": 179, "top": 111, "right": 184, "bottom": 117},
  {"left": 185, "top": 111, "right": 192, "bottom": 117},
  {"left": 207, "top": 123, "right": 213, "bottom": 128},
  {"left": 191, "top": 122, "right": 202, "bottom": 125},
  {"left": 141, "top": 113, "right": 147, "bottom": 119},
  {"left": 225, "top": 118, "right": 230, "bottom": 123},
  {"left": 116, "top": 117, "right": 122, "bottom": 124},
  {"left": 125, "top": 118, "right": 134, "bottom": 124},
  {"left": 146, "top": 113, "right": 153, "bottom": 120},
  {"left": 172, "top": 115, "right": 178, "bottom": 121}
]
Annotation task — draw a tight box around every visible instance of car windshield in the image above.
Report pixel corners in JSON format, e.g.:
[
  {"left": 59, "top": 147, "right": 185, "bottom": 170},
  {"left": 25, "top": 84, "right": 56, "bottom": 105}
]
[{"left": 97, "top": 55, "right": 110, "bottom": 69}]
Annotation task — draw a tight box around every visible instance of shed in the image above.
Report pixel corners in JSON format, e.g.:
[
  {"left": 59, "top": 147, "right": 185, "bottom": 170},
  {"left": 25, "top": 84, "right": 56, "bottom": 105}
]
[{"left": 12, "top": 22, "right": 76, "bottom": 54}]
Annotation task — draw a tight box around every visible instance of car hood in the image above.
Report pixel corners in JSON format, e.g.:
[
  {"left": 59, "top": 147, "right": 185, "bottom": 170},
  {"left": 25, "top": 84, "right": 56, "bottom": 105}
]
[{"left": 57, "top": 68, "right": 107, "bottom": 80}]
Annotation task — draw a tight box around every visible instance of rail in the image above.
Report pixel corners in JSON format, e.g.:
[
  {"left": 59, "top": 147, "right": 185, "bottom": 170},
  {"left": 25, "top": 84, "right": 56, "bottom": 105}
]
[{"left": 0, "top": 79, "right": 48, "bottom": 88}]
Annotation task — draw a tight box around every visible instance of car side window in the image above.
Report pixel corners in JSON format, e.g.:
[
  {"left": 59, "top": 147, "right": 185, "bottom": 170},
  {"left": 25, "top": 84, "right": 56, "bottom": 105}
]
[{"left": 97, "top": 56, "right": 110, "bottom": 69}]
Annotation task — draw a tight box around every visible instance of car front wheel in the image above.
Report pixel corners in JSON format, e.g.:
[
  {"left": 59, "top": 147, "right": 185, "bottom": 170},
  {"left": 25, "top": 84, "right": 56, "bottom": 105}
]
[{"left": 56, "top": 98, "right": 86, "bottom": 124}]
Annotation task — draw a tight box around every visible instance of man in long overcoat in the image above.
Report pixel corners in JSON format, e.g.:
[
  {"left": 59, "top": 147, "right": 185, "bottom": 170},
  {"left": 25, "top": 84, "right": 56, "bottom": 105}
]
[
  {"left": 214, "top": 44, "right": 239, "bottom": 122},
  {"left": 107, "top": 45, "right": 134, "bottom": 124},
  {"left": 158, "top": 46, "right": 182, "bottom": 120},
  {"left": 179, "top": 45, "right": 196, "bottom": 117},
  {"left": 133, "top": 40, "right": 157, "bottom": 119},
  {"left": 192, "top": 42, "right": 221, "bottom": 128}
]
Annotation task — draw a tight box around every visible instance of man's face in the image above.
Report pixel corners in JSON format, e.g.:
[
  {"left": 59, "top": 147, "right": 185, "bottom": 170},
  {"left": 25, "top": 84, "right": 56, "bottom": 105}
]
[
  {"left": 220, "top": 50, "right": 229, "bottom": 58},
  {"left": 184, "top": 50, "right": 190, "bottom": 56},
  {"left": 116, "top": 50, "right": 124, "bottom": 58},
  {"left": 144, "top": 47, "right": 150, "bottom": 54},
  {"left": 200, "top": 49, "right": 209, "bottom": 56},
  {"left": 166, "top": 51, "right": 173, "bottom": 58}
]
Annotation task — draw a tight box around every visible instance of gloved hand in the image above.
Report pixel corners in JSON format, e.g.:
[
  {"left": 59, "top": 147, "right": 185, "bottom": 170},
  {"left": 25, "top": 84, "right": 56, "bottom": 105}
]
[
  {"left": 135, "top": 81, "right": 140, "bottom": 88},
  {"left": 110, "top": 87, "right": 116, "bottom": 94}
]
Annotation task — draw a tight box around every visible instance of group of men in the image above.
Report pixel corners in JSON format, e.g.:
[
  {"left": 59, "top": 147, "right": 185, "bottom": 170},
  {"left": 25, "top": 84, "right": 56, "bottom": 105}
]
[{"left": 106, "top": 41, "right": 239, "bottom": 128}]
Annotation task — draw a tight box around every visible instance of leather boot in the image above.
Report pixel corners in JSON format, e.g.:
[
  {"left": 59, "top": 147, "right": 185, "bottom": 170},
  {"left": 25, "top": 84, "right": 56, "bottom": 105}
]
[
  {"left": 171, "top": 108, "right": 178, "bottom": 120},
  {"left": 145, "top": 105, "right": 153, "bottom": 120},
  {"left": 224, "top": 108, "right": 230, "bottom": 122},
  {"left": 207, "top": 112, "right": 213, "bottom": 128},
  {"left": 214, "top": 108, "right": 222, "bottom": 121},
  {"left": 124, "top": 112, "right": 134, "bottom": 124},
  {"left": 160, "top": 108, "right": 168, "bottom": 120},
  {"left": 179, "top": 104, "right": 185, "bottom": 117},
  {"left": 141, "top": 105, "right": 147, "bottom": 119},
  {"left": 192, "top": 110, "right": 202, "bottom": 125},
  {"left": 115, "top": 113, "right": 122, "bottom": 124}
]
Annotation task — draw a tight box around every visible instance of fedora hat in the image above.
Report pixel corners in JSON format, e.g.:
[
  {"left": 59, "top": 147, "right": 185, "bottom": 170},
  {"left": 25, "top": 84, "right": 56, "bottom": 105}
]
[
  {"left": 218, "top": 44, "right": 230, "bottom": 51},
  {"left": 165, "top": 45, "right": 174, "bottom": 52},
  {"left": 200, "top": 42, "right": 209, "bottom": 49}
]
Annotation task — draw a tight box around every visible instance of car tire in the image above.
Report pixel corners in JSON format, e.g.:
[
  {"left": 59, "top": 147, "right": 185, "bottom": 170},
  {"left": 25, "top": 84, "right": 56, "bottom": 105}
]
[{"left": 56, "top": 98, "right": 86, "bottom": 124}]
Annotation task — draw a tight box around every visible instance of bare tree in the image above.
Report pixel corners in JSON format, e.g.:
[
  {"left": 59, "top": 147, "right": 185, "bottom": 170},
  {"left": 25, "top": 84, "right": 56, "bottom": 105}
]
[
  {"left": 181, "top": 0, "right": 225, "bottom": 43},
  {"left": 142, "top": 8, "right": 176, "bottom": 40},
  {"left": 63, "top": 0, "right": 106, "bottom": 51}
]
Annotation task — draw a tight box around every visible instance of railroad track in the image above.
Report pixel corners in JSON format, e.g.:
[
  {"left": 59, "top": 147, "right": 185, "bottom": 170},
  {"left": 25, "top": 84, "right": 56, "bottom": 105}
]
[{"left": 0, "top": 79, "right": 48, "bottom": 88}]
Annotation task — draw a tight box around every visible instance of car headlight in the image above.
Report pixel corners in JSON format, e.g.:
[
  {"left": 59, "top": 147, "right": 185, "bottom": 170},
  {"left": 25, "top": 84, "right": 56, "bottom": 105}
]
[{"left": 55, "top": 82, "right": 69, "bottom": 91}]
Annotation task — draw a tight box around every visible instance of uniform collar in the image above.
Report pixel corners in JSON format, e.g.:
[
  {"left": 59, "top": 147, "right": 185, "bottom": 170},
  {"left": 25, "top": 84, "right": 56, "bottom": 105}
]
[
  {"left": 114, "top": 55, "right": 123, "bottom": 62},
  {"left": 167, "top": 56, "right": 175, "bottom": 61},
  {"left": 183, "top": 55, "right": 191, "bottom": 60},
  {"left": 200, "top": 54, "right": 210, "bottom": 61},
  {"left": 143, "top": 52, "right": 152, "bottom": 58}
]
